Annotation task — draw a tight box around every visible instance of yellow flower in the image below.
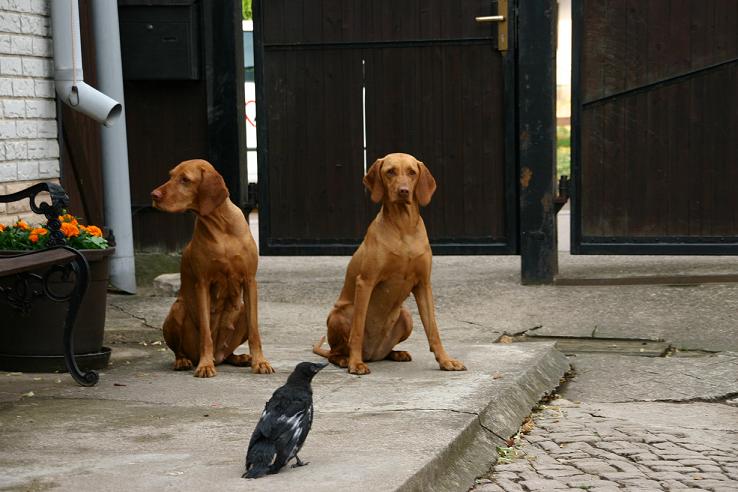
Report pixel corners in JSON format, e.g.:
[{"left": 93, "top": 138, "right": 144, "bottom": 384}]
[
  {"left": 85, "top": 225, "right": 103, "bottom": 237},
  {"left": 60, "top": 222, "right": 80, "bottom": 238}
]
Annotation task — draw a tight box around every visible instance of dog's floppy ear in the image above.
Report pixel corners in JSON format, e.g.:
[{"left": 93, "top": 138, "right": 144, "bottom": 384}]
[
  {"left": 197, "top": 165, "right": 229, "bottom": 216},
  {"left": 415, "top": 161, "right": 436, "bottom": 207},
  {"left": 363, "top": 158, "right": 385, "bottom": 203}
]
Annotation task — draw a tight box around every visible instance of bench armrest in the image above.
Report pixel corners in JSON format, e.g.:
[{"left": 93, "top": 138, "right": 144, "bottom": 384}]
[{"left": 0, "top": 182, "right": 70, "bottom": 247}]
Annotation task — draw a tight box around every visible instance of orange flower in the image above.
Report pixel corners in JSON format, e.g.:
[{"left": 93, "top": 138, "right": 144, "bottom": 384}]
[
  {"left": 29, "top": 228, "right": 46, "bottom": 243},
  {"left": 85, "top": 225, "right": 103, "bottom": 237},
  {"left": 59, "top": 214, "right": 78, "bottom": 226},
  {"left": 0, "top": 224, "right": 5, "bottom": 232},
  {"left": 16, "top": 220, "right": 30, "bottom": 231},
  {"left": 60, "top": 222, "right": 80, "bottom": 238}
]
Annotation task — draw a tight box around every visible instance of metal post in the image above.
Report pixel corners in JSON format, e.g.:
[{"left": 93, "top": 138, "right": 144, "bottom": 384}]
[
  {"left": 518, "top": 0, "right": 558, "bottom": 284},
  {"left": 90, "top": 0, "right": 137, "bottom": 293}
]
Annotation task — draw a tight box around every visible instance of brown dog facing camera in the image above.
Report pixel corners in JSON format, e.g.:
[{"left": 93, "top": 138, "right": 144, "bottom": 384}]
[
  {"left": 151, "top": 159, "right": 273, "bottom": 377},
  {"left": 313, "top": 153, "right": 466, "bottom": 375}
]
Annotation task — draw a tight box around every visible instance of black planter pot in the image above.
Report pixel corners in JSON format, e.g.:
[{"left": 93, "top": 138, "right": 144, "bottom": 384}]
[{"left": 0, "top": 247, "right": 115, "bottom": 372}]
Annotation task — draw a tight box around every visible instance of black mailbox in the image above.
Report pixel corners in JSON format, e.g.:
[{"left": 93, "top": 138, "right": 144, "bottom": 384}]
[{"left": 119, "top": 0, "right": 200, "bottom": 80}]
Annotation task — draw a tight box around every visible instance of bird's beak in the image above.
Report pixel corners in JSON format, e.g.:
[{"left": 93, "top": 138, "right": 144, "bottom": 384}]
[{"left": 315, "top": 362, "right": 328, "bottom": 372}]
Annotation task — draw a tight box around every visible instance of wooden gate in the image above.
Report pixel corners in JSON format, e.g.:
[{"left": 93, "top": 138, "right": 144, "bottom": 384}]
[
  {"left": 254, "top": 0, "right": 518, "bottom": 254},
  {"left": 572, "top": 0, "right": 738, "bottom": 254}
]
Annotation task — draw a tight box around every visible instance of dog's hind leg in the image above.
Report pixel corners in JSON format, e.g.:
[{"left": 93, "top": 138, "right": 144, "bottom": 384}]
[
  {"left": 383, "top": 307, "right": 414, "bottom": 362},
  {"left": 324, "top": 307, "right": 351, "bottom": 368},
  {"left": 163, "top": 298, "right": 196, "bottom": 370}
]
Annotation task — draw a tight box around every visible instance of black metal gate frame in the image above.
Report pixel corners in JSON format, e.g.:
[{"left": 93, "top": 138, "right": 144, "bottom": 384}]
[
  {"left": 570, "top": 0, "right": 738, "bottom": 255},
  {"left": 253, "top": 0, "right": 520, "bottom": 256}
]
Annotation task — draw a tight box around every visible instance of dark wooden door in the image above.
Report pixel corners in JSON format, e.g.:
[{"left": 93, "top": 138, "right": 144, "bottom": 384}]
[
  {"left": 572, "top": 0, "right": 738, "bottom": 254},
  {"left": 254, "top": 0, "right": 517, "bottom": 254}
]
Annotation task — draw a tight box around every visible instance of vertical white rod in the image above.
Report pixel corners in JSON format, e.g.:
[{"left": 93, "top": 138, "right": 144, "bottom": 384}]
[{"left": 90, "top": 0, "right": 137, "bottom": 293}]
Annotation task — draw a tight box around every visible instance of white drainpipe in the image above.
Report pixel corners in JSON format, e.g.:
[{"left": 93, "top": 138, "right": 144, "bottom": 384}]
[
  {"left": 51, "top": 0, "right": 137, "bottom": 293},
  {"left": 50, "top": 0, "right": 121, "bottom": 126},
  {"left": 90, "top": 0, "right": 137, "bottom": 294}
]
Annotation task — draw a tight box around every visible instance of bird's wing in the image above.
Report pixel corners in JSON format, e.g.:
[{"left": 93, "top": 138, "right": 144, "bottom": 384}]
[{"left": 248, "top": 390, "right": 311, "bottom": 458}]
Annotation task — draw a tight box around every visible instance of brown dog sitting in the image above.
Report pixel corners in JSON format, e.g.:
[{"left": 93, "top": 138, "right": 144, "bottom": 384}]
[
  {"left": 151, "top": 159, "right": 273, "bottom": 377},
  {"left": 313, "top": 153, "right": 466, "bottom": 375}
]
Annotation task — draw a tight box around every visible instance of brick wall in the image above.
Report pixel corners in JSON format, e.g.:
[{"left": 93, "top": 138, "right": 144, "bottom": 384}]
[{"left": 0, "top": 0, "right": 59, "bottom": 226}]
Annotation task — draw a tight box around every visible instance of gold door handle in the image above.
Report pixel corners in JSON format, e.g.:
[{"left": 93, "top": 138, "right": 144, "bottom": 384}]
[{"left": 476, "top": 0, "right": 508, "bottom": 52}]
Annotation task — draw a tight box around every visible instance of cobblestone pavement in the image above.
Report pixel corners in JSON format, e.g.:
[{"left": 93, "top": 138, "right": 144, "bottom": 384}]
[
  {"left": 472, "top": 398, "right": 738, "bottom": 492},
  {"left": 470, "top": 352, "right": 738, "bottom": 492}
]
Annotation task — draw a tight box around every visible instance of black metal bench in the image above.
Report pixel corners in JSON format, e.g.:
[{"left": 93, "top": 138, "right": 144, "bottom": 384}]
[{"left": 0, "top": 183, "right": 98, "bottom": 386}]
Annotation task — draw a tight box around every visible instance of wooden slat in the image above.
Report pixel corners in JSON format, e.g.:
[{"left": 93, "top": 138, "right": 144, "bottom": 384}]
[
  {"left": 579, "top": 0, "right": 738, "bottom": 243},
  {"left": 0, "top": 249, "right": 77, "bottom": 277}
]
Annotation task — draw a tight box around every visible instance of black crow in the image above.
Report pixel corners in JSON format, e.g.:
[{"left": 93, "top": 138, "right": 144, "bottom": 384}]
[{"left": 243, "top": 361, "right": 327, "bottom": 478}]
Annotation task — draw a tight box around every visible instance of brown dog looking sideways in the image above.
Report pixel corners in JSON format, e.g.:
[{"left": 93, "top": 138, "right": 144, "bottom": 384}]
[
  {"left": 313, "top": 153, "right": 466, "bottom": 375},
  {"left": 151, "top": 159, "right": 273, "bottom": 377}
]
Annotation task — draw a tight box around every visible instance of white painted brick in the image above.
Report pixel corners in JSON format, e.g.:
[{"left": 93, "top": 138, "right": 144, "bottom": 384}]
[
  {"left": 19, "top": 15, "right": 47, "bottom": 36},
  {"left": 17, "top": 159, "right": 38, "bottom": 180},
  {"left": 38, "top": 158, "right": 57, "bottom": 177},
  {"left": 0, "top": 56, "right": 22, "bottom": 75},
  {"left": 0, "top": 162, "right": 17, "bottom": 182},
  {"left": 26, "top": 138, "right": 56, "bottom": 158},
  {"left": 11, "top": 35, "right": 33, "bottom": 55},
  {"left": 0, "top": 34, "right": 11, "bottom": 54},
  {"left": 11, "top": 77, "right": 34, "bottom": 96},
  {"left": 15, "top": 119, "right": 37, "bottom": 137},
  {"left": 25, "top": 98, "right": 53, "bottom": 117},
  {"left": 0, "top": 13, "right": 22, "bottom": 33},
  {"left": 0, "top": 77, "right": 12, "bottom": 95},
  {"left": 2, "top": 99, "right": 25, "bottom": 117},
  {"left": 0, "top": 0, "right": 31, "bottom": 12},
  {"left": 5, "top": 140, "right": 26, "bottom": 159},
  {"left": 36, "top": 119, "right": 54, "bottom": 137},
  {"left": 21, "top": 56, "right": 49, "bottom": 77},
  {"left": 0, "top": 142, "right": 4, "bottom": 159},
  {"left": 29, "top": 0, "right": 48, "bottom": 15},
  {"left": 31, "top": 35, "right": 50, "bottom": 56},
  {"left": 0, "top": 120, "right": 15, "bottom": 138},
  {"left": 33, "top": 78, "right": 52, "bottom": 97}
]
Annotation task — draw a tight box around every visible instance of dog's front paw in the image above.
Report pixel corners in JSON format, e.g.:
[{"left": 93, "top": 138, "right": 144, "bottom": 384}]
[
  {"left": 251, "top": 358, "right": 275, "bottom": 374},
  {"left": 194, "top": 362, "right": 217, "bottom": 378},
  {"left": 173, "top": 357, "right": 193, "bottom": 371},
  {"left": 348, "top": 361, "right": 371, "bottom": 375},
  {"left": 439, "top": 358, "right": 467, "bottom": 371}
]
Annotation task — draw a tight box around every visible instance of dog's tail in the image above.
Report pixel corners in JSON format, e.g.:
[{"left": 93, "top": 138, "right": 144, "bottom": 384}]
[{"left": 312, "top": 335, "right": 331, "bottom": 358}]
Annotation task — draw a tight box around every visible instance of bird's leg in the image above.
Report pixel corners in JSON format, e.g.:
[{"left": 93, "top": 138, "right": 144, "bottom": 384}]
[{"left": 291, "top": 455, "right": 309, "bottom": 468}]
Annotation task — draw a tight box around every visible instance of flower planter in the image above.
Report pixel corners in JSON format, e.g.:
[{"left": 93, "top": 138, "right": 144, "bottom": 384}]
[{"left": 0, "top": 247, "right": 115, "bottom": 372}]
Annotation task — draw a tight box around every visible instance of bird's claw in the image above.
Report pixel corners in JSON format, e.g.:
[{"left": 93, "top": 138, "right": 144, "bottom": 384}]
[{"left": 291, "top": 457, "right": 309, "bottom": 468}]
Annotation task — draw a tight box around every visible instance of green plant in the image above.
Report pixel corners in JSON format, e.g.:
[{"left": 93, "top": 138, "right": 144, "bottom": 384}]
[
  {"left": 557, "top": 125, "right": 571, "bottom": 177},
  {"left": 242, "top": 0, "right": 252, "bottom": 20},
  {"left": 0, "top": 214, "right": 109, "bottom": 251}
]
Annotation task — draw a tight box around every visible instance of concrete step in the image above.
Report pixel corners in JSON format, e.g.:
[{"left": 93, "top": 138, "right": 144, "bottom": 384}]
[{"left": 0, "top": 342, "right": 567, "bottom": 491}]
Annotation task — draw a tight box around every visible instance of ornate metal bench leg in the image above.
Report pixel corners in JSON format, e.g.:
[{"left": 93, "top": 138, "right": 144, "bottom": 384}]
[{"left": 62, "top": 249, "right": 98, "bottom": 387}]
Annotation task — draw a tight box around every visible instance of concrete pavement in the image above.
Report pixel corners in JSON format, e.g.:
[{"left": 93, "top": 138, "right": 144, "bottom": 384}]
[{"left": 2, "top": 249, "right": 738, "bottom": 491}]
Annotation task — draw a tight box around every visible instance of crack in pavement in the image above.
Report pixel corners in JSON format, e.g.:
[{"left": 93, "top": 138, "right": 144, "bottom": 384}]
[{"left": 109, "top": 303, "right": 159, "bottom": 330}]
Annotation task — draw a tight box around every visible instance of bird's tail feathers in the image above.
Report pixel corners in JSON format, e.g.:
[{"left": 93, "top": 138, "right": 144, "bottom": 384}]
[
  {"left": 312, "top": 335, "right": 330, "bottom": 358},
  {"left": 243, "top": 463, "right": 270, "bottom": 479},
  {"left": 244, "top": 442, "right": 276, "bottom": 479}
]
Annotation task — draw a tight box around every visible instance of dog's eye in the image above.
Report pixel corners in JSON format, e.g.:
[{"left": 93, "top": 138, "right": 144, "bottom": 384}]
[
  {"left": 386, "top": 169, "right": 396, "bottom": 177},
  {"left": 180, "top": 176, "right": 190, "bottom": 184},
  {"left": 408, "top": 169, "right": 417, "bottom": 176}
]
